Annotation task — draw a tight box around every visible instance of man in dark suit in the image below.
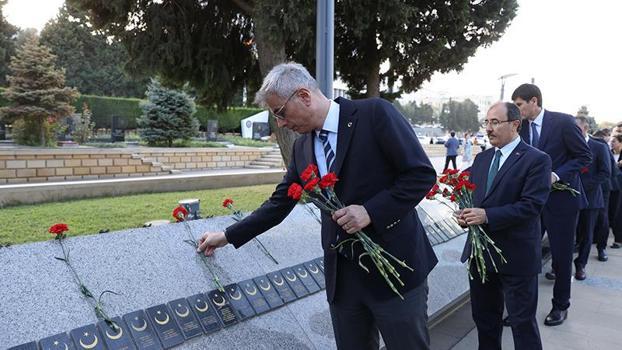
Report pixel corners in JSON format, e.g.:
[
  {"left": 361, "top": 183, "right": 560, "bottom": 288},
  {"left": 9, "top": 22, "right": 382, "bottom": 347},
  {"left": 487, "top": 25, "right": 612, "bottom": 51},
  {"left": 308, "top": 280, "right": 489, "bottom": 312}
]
[
  {"left": 590, "top": 129, "right": 619, "bottom": 261},
  {"left": 197, "top": 62, "right": 438, "bottom": 349},
  {"left": 512, "top": 84, "right": 592, "bottom": 326},
  {"left": 573, "top": 117, "right": 610, "bottom": 280},
  {"left": 458, "top": 102, "right": 551, "bottom": 350}
]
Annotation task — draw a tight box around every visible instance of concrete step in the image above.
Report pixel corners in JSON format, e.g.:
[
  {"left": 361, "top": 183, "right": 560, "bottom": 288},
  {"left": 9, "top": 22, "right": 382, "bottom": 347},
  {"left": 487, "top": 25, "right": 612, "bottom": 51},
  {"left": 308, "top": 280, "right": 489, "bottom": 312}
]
[
  {"left": 264, "top": 154, "right": 283, "bottom": 159},
  {"left": 169, "top": 169, "right": 182, "bottom": 174},
  {"left": 250, "top": 160, "right": 281, "bottom": 167},
  {"left": 246, "top": 164, "right": 272, "bottom": 169}
]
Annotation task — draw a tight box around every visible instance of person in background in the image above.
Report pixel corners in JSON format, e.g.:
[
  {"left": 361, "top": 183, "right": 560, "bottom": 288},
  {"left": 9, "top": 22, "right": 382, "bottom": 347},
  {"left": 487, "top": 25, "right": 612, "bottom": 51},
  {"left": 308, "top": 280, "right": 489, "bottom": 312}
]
[
  {"left": 462, "top": 132, "right": 474, "bottom": 167},
  {"left": 444, "top": 131, "right": 460, "bottom": 171},
  {"left": 609, "top": 134, "right": 622, "bottom": 248}
]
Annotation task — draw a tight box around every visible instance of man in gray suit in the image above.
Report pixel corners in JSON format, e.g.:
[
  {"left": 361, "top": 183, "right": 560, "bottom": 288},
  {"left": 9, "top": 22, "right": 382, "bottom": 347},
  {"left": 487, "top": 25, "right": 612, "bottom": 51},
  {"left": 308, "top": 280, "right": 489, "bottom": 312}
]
[{"left": 444, "top": 131, "right": 460, "bottom": 171}]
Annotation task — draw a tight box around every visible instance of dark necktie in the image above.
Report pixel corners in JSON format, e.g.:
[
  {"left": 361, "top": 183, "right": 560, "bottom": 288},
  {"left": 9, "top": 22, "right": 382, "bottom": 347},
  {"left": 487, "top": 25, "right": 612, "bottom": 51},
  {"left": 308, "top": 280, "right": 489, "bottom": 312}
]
[
  {"left": 531, "top": 122, "right": 540, "bottom": 147},
  {"left": 318, "top": 129, "right": 335, "bottom": 172},
  {"left": 486, "top": 150, "right": 503, "bottom": 194}
]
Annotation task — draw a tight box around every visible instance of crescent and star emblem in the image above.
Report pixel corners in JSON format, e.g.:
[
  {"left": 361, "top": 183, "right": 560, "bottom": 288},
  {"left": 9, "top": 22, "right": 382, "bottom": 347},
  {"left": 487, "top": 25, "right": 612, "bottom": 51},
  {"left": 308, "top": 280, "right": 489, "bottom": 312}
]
[
  {"left": 307, "top": 264, "right": 319, "bottom": 273},
  {"left": 212, "top": 294, "right": 226, "bottom": 307},
  {"left": 131, "top": 317, "right": 148, "bottom": 332},
  {"left": 244, "top": 283, "right": 258, "bottom": 295},
  {"left": 154, "top": 310, "right": 170, "bottom": 325},
  {"left": 52, "top": 340, "right": 69, "bottom": 350},
  {"left": 228, "top": 288, "right": 243, "bottom": 300},
  {"left": 296, "top": 268, "right": 308, "bottom": 278},
  {"left": 174, "top": 304, "right": 190, "bottom": 318},
  {"left": 105, "top": 323, "right": 123, "bottom": 340},
  {"left": 285, "top": 271, "right": 297, "bottom": 282},
  {"left": 272, "top": 274, "right": 285, "bottom": 286},
  {"left": 194, "top": 299, "right": 209, "bottom": 312},
  {"left": 79, "top": 332, "right": 99, "bottom": 349},
  {"left": 258, "top": 279, "right": 271, "bottom": 291}
]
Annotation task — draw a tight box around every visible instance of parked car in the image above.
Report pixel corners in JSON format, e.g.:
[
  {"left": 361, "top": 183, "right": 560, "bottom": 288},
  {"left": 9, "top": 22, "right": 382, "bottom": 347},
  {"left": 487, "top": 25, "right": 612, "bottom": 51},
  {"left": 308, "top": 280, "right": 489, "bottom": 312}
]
[{"left": 434, "top": 136, "right": 447, "bottom": 144}]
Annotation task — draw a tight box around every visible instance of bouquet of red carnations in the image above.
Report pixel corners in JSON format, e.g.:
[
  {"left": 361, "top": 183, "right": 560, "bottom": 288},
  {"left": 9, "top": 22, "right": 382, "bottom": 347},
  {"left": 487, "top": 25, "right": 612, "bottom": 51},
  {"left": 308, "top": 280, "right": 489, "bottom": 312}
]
[
  {"left": 426, "top": 169, "right": 506, "bottom": 283},
  {"left": 287, "top": 164, "right": 414, "bottom": 299}
]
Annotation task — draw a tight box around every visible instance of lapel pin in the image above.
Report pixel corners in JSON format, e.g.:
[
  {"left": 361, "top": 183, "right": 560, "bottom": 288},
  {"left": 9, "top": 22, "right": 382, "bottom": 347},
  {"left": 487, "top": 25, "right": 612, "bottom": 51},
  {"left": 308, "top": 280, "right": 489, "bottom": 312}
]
[{"left": 347, "top": 122, "right": 353, "bottom": 127}]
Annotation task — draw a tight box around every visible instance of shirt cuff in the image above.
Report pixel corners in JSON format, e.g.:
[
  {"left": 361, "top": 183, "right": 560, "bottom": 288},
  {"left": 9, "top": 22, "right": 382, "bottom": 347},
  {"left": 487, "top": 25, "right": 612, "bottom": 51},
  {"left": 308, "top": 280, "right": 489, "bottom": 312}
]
[{"left": 552, "top": 172, "right": 560, "bottom": 182}]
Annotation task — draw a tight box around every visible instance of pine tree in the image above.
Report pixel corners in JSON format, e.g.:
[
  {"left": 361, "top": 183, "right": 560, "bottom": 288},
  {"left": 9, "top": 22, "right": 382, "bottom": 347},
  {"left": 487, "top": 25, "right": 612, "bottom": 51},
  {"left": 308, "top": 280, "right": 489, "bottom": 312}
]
[
  {"left": 137, "top": 79, "right": 199, "bottom": 147},
  {"left": 0, "top": 36, "right": 78, "bottom": 146},
  {"left": 72, "top": 102, "right": 95, "bottom": 143},
  {"left": 0, "top": 0, "right": 17, "bottom": 86}
]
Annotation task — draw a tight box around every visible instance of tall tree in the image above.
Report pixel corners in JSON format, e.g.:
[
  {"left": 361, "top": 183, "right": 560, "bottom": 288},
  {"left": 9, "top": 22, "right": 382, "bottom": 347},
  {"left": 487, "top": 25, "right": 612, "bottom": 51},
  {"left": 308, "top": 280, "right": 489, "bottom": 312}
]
[
  {"left": 0, "top": 0, "right": 17, "bottom": 86},
  {"left": 0, "top": 36, "right": 78, "bottom": 145},
  {"left": 137, "top": 79, "right": 199, "bottom": 147},
  {"left": 68, "top": 0, "right": 517, "bottom": 163},
  {"left": 395, "top": 100, "right": 435, "bottom": 125},
  {"left": 40, "top": 5, "right": 147, "bottom": 97},
  {"left": 439, "top": 99, "right": 479, "bottom": 132}
]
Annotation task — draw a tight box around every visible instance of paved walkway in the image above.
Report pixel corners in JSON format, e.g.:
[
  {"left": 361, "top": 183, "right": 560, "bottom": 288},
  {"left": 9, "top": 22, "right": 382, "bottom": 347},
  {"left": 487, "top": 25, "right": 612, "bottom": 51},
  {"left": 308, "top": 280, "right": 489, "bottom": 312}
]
[{"left": 432, "top": 240, "right": 622, "bottom": 350}]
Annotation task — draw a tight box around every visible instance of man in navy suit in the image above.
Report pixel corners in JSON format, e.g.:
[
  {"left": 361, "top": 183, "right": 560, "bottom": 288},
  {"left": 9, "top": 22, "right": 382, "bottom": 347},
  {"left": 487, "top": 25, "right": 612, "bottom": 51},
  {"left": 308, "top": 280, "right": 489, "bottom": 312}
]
[
  {"left": 512, "top": 84, "right": 592, "bottom": 326},
  {"left": 573, "top": 117, "right": 610, "bottom": 280},
  {"left": 444, "top": 131, "right": 460, "bottom": 171},
  {"left": 458, "top": 102, "right": 551, "bottom": 350},
  {"left": 197, "top": 62, "right": 438, "bottom": 349}
]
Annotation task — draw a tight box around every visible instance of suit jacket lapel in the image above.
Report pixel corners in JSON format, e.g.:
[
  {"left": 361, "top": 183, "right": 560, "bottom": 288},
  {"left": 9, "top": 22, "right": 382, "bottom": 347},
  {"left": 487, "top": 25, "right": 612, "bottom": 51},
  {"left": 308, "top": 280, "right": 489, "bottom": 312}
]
[
  {"left": 537, "top": 110, "right": 552, "bottom": 149},
  {"left": 484, "top": 141, "right": 529, "bottom": 201},
  {"left": 333, "top": 97, "right": 358, "bottom": 176},
  {"left": 474, "top": 149, "right": 494, "bottom": 206}
]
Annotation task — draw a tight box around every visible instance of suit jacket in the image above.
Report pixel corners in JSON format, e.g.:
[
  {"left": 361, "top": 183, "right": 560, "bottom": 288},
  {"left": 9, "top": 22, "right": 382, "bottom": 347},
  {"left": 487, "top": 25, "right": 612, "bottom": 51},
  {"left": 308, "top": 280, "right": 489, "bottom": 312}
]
[
  {"left": 580, "top": 137, "right": 611, "bottom": 209},
  {"left": 591, "top": 137, "right": 620, "bottom": 192},
  {"left": 445, "top": 137, "right": 459, "bottom": 156},
  {"left": 466, "top": 141, "right": 552, "bottom": 275},
  {"left": 519, "top": 110, "right": 592, "bottom": 213},
  {"left": 225, "top": 97, "right": 438, "bottom": 302}
]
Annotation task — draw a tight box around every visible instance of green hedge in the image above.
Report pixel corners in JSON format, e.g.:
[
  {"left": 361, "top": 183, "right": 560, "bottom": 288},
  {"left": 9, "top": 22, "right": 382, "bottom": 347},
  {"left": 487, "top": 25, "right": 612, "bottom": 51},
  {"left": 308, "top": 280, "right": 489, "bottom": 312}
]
[{"left": 1, "top": 89, "right": 263, "bottom": 132}]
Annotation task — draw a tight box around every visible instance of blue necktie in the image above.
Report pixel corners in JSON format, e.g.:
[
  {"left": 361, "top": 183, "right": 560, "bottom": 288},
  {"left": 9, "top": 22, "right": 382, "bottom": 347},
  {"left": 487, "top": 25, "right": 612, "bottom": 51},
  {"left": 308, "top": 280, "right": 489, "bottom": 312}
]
[
  {"left": 318, "top": 129, "right": 335, "bottom": 172},
  {"left": 531, "top": 122, "right": 540, "bottom": 147},
  {"left": 486, "top": 150, "right": 502, "bottom": 194}
]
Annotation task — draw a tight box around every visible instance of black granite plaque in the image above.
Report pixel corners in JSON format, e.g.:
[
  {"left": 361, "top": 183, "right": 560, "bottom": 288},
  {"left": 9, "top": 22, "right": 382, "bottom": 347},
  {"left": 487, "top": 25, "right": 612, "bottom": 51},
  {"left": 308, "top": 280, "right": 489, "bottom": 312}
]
[
  {"left": 253, "top": 276, "right": 284, "bottom": 309},
  {"left": 39, "top": 332, "right": 76, "bottom": 350},
  {"left": 187, "top": 293, "right": 223, "bottom": 334},
  {"left": 8, "top": 342, "right": 37, "bottom": 350},
  {"left": 425, "top": 225, "right": 439, "bottom": 245},
  {"left": 145, "top": 304, "right": 184, "bottom": 349},
  {"left": 97, "top": 317, "right": 137, "bottom": 350},
  {"left": 304, "top": 260, "right": 326, "bottom": 289},
  {"left": 207, "top": 289, "right": 239, "bottom": 327},
  {"left": 70, "top": 324, "right": 105, "bottom": 350},
  {"left": 225, "top": 283, "right": 256, "bottom": 320},
  {"left": 267, "top": 271, "right": 297, "bottom": 303},
  {"left": 294, "top": 264, "right": 321, "bottom": 293},
  {"left": 281, "top": 267, "right": 309, "bottom": 298},
  {"left": 240, "top": 279, "right": 271, "bottom": 314},
  {"left": 314, "top": 257, "right": 325, "bottom": 273},
  {"left": 123, "top": 310, "right": 163, "bottom": 350},
  {"left": 168, "top": 298, "right": 203, "bottom": 340}
]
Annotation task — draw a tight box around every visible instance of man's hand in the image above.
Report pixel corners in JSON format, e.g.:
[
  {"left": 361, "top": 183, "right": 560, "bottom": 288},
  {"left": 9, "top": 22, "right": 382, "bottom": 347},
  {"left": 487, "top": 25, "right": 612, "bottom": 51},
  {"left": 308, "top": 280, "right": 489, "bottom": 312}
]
[
  {"left": 197, "top": 231, "right": 228, "bottom": 256},
  {"left": 461, "top": 208, "right": 487, "bottom": 226},
  {"left": 332, "top": 205, "right": 371, "bottom": 234},
  {"left": 454, "top": 210, "right": 468, "bottom": 228}
]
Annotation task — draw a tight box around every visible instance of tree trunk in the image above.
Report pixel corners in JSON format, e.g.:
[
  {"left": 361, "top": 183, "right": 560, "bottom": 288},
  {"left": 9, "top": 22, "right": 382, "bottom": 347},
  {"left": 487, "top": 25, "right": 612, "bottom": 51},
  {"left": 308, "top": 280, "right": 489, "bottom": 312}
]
[
  {"left": 366, "top": 58, "right": 381, "bottom": 97},
  {"left": 253, "top": 12, "right": 298, "bottom": 166},
  {"left": 39, "top": 117, "right": 46, "bottom": 146}
]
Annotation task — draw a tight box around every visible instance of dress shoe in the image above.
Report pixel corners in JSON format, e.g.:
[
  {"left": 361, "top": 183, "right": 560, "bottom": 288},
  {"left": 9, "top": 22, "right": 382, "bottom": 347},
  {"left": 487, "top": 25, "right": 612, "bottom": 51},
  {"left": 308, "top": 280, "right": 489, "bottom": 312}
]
[
  {"left": 611, "top": 242, "right": 621, "bottom": 249},
  {"left": 575, "top": 266, "right": 586, "bottom": 280},
  {"left": 598, "top": 249, "right": 608, "bottom": 262},
  {"left": 544, "top": 308, "right": 568, "bottom": 326},
  {"left": 502, "top": 316, "right": 511, "bottom": 327},
  {"left": 545, "top": 270, "right": 556, "bottom": 280}
]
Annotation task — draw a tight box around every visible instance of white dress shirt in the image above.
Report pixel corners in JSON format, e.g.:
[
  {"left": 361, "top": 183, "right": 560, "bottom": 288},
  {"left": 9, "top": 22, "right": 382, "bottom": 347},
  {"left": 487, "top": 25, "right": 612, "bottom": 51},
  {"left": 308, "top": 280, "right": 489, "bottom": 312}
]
[
  {"left": 314, "top": 101, "right": 340, "bottom": 176},
  {"left": 490, "top": 135, "right": 521, "bottom": 173}
]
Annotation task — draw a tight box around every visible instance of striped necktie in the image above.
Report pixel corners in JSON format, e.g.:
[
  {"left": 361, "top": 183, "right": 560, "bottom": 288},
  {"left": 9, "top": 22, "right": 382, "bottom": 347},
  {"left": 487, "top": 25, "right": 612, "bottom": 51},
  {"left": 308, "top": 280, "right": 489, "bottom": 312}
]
[{"left": 318, "top": 129, "right": 335, "bottom": 172}]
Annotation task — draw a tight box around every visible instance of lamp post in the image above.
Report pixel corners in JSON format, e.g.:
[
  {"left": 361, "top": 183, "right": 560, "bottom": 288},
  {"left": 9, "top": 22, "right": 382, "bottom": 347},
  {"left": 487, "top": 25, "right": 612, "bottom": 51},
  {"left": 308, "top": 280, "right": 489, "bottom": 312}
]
[
  {"left": 316, "top": 0, "right": 334, "bottom": 98},
  {"left": 498, "top": 73, "right": 517, "bottom": 100}
]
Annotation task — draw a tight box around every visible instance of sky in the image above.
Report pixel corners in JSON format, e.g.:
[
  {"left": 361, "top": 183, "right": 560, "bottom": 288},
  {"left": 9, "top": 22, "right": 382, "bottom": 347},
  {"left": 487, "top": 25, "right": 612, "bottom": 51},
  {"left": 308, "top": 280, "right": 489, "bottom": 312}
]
[{"left": 4, "top": 0, "right": 621, "bottom": 123}]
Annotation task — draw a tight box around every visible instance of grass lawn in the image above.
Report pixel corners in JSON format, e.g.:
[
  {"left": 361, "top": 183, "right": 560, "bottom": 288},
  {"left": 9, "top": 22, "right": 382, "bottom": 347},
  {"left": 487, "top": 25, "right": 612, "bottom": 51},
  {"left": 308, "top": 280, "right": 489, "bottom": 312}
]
[{"left": 0, "top": 184, "right": 276, "bottom": 246}]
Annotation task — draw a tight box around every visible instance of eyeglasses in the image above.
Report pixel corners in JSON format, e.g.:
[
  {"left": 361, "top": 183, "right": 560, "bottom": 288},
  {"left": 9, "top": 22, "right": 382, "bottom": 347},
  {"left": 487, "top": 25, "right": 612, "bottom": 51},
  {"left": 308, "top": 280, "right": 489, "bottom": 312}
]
[
  {"left": 482, "top": 119, "right": 513, "bottom": 128},
  {"left": 271, "top": 90, "right": 298, "bottom": 121}
]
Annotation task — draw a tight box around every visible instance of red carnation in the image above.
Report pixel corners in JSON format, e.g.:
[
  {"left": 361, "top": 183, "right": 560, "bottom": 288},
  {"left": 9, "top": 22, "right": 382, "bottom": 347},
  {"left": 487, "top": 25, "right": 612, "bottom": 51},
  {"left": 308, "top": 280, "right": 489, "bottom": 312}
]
[
  {"left": 49, "top": 223, "right": 69, "bottom": 235},
  {"left": 458, "top": 171, "right": 470, "bottom": 180},
  {"left": 172, "top": 205, "right": 188, "bottom": 222},
  {"left": 580, "top": 166, "right": 589, "bottom": 174},
  {"left": 287, "top": 183, "right": 303, "bottom": 201},
  {"left": 442, "top": 188, "right": 450, "bottom": 197},
  {"left": 466, "top": 182, "right": 477, "bottom": 191},
  {"left": 425, "top": 191, "right": 436, "bottom": 200},
  {"left": 304, "top": 178, "right": 320, "bottom": 191},
  {"left": 430, "top": 183, "right": 440, "bottom": 193},
  {"left": 301, "top": 164, "right": 319, "bottom": 182},
  {"left": 439, "top": 175, "right": 449, "bottom": 184},
  {"left": 450, "top": 194, "right": 457, "bottom": 202},
  {"left": 222, "top": 198, "right": 234, "bottom": 208},
  {"left": 319, "top": 173, "right": 339, "bottom": 189}
]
